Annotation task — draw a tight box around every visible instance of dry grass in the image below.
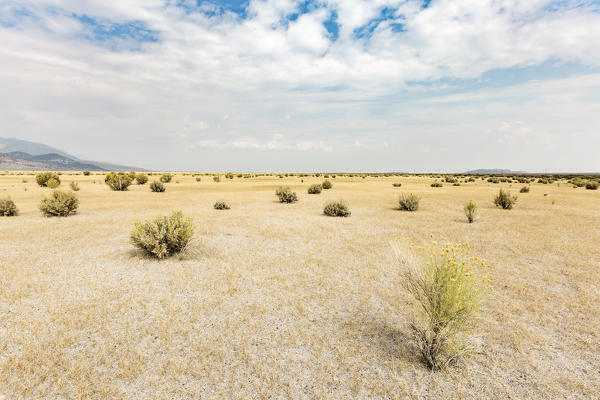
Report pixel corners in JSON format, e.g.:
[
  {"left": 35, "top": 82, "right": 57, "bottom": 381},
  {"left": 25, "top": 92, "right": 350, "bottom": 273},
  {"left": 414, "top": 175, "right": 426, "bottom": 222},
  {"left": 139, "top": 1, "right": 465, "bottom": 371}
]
[{"left": 0, "top": 173, "right": 599, "bottom": 399}]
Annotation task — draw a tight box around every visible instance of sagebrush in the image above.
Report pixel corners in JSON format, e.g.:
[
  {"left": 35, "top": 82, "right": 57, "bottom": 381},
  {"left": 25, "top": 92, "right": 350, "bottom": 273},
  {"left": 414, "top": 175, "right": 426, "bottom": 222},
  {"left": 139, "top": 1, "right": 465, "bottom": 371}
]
[
  {"left": 323, "top": 200, "right": 351, "bottom": 217},
  {"left": 398, "top": 193, "right": 420, "bottom": 211},
  {"left": 0, "top": 197, "right": 18, "bottom": 216},
  {"left": 39, "top": 190, "right": 79, "bottom": 217},
  {"left": 276, "top": 187, "right": 298, "bottom": 203},
  {"left": 130, "top": 211, "right": 194, "bottom": 259}
]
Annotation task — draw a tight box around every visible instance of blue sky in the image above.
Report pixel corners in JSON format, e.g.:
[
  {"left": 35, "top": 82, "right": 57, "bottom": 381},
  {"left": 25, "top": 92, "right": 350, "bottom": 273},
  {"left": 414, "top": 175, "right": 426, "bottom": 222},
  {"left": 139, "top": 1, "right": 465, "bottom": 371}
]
[{"left": 0, "top": 0, "right": 599, "bottom": 171}]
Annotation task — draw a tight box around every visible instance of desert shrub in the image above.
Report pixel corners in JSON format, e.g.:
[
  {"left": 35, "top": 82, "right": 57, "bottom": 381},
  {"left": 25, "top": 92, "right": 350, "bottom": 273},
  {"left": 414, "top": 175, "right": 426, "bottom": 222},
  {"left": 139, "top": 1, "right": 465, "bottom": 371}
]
[
  {"left": 323, "top": 200, "right": 351, "bottom": 217},
  {"left": 150, "top": 181, "right": 166, "bottom": 192},
  {"left": 585, "top": 181, "right": 599, "bottom": 190},
  {"left": 46, "top": 178, "right": 61, "bottom": 189},
  {"left": 322, "top": 180, "right": 333, "bottom": 189},
  {"left": 464, "top": 200, "right": 477, "bottom": 223},
  {"left": 213, "top": 200, "right": 230, "bottom": 210},
  {"left": 307, "top": 184, "right": 322, "bottom": 194},
  {"left": 69, "top": 181, "right": 80, "bottom": 191},
  {"left": 160, "top": 173, "right": 173, "bottom": 183},
  {"left": 487, "top": 177, "right": 500, "bottom": 184},
  {"left": 136, "top": 174, "right": 148, "bottom": 185},
  {"left": 105, "top": 172, "right": 133, "bottom": 191},
  {"left": 520, "top": 186, "right": 530, "bottom": 193},
  {"left": 398, "top": 193, "right": 420, "bottom": 211},
  {"left": 393, "top": 183, "right": 402, "bottom": 187},
  {"left": 36, "top": 172, "right": 61, "bottom": 187},
  {"left": 494, "top": 189, "right": 517, "bottom": 209},
  {"left": 394, "top": 239, "right": 490, "bottom": 370},
  {"left": 213, "top": 176, "right": 220, "bottom": 183},
  {"left": 83, "top": 170, "right": 91, "bottom": 176},
  {"left": 538, "top": 178, "right": 549, "bottom": 184},
  {"left": 0, "top": 197, "right": 18, "bottom": 216},
  {"left": 431, "top": 181, "right": 443, "bottom": 188},
  {"left": 130, "top": 211, "right": 193, "bottom": 259},
  {"left": 39, "top": 190, "right": 79, "bottom": 217},
  {"left": 276, "top": 187, "right": 298, "bottom": 203},
  {"left": 225, "top": 173, "right": 234, "bottom": 179},
  {"left": 196, "top": 177, "right": 202, "bottom": 182},
  {"left": 452, "top": 183, "right": 461, "bottom": 186},
  {"left": 444, "top": 177, "right": 457, "bottom": 183}
]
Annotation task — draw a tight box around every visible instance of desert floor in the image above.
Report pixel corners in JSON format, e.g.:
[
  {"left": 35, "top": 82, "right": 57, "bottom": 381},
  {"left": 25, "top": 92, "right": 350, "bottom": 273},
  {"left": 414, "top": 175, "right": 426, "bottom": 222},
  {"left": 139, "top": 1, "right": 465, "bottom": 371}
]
[{"left": 1, "top": 173, "right": 599, "bottom": 399}]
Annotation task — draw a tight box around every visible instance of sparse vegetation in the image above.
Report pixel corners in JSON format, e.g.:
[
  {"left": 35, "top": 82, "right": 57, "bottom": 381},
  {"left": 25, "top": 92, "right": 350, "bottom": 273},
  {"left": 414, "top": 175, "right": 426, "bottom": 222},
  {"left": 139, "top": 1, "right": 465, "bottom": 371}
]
[
  {"left": 323, "top": 200, "right": 351, "bottom": 217},
  {"left": 307, "top": 184, "right": 322, "bottom": 194},
  {"left": 520, "top": 186, "right": 530, "bottom": 193},
  {"left": 494, "top": 189, "right": 517, "bottom": 209},
  {"left": 105, "top": 172, "right": 133, "bottom": 191},
  {"left": 393, "top": 183, "right": 402, "bottom": 187},
  {"left": 0, "top": 197, "right": 18, "bottom": 216},
  {"left": 136, "top": 174, "right": 149, "bottom": 185},
  {"left": 69, "top": 181, "right": 80, "bottom": 191},
  {"left": 150, "top": 181, "right": 166, "bottom": 192},
  {"left": 36, "top": 172, "right": 61, "bottom": 187},
  {"left": 431, "top": 181, "right": 443, "bottom": 188},
  {"left": 464, "top": 200, "right": 477, "bottom": 223},
  {"left": 322, "top": 180, "right": 333, "bottom": 189},
  {"left": 398, "top": 193, "right": 420, "bottom": 211},
  {"left": 213, "top": 200, "right": 230, "bottom": 210},
  {"left": 130, "top": 211, "right": 194, "bottom": 259},
  {"left": 160, "top": 173, "right": 173, "bottom": 183},
  {"left": 46, "top": 178, "right": 61, "bottom": 189},
  {"left": 276, "top": 186, "right": 298, "bottom": 203},
  {"left": 39, "top": 190, "right": 79, "bottom": 217},
  {"left": 213, "top": 176, "right": 220, "bottom": 183},
  {"left": 83, "top": 170, "right": 91, "bottom": 176}
]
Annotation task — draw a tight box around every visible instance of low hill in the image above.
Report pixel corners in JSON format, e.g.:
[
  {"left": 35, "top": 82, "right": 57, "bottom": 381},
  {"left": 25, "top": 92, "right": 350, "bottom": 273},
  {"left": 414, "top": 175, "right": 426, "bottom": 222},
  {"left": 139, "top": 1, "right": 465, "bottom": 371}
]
[{"left": 0, "top": 151, "right": 107, "bottom": 171}]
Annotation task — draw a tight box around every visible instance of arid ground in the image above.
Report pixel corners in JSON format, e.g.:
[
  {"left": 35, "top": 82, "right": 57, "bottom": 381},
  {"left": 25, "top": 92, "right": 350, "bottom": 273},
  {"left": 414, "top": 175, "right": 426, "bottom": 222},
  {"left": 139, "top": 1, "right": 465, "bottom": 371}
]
[{"left": 1, "top": 173, "right": 598, "bottom": 399}]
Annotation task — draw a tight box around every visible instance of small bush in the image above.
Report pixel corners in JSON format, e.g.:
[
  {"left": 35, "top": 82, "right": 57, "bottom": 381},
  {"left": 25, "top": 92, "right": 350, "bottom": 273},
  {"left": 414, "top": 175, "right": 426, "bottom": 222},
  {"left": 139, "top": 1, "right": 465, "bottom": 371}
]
[
  {"left": 520, "top": 186, "right": 530, "bottom": 193},
  {"left": 150, "top": 181, "right": 166, "bottom": 192},
  {"left": 276, "top": 187, "right": 298, "bottom": 203},
  {"left": 393, "top": 183, "right": 402, "bottom": 187},
  {"left": 36, "top": 172, "right": 60, "bottom": 187},
  {"left": 322, "top": 180, "right": 333, "bottom": 189},
  {"left": 398, "top": 193, "right": 420, "bottom": 211},
  {"left": 307, "top": 184, "right": 322, "bottom": 194},
  {"left": 83, "top": 170, "right": 91, "bottom": 176},
  {"left": 46, "top": 178, "right": 61, "bottom": 189},
  {"left": 323, "top": 200, "right": 351, "bottom": 217},
  {"left": 39, "top": 190, "right": 79, "bottom": 217},
  {"left": 130, "top": 211, "right": 193, "bottom": 259},
  {"left": 213, "top": 176, "right": 220, "bottom": 183},
  {"left": 196, "top": 177, "right": 202, "bottom": 182},
  {"left": 69, "top": 181, "right": 80, "bottom": 191},
  {"left": 105, "top": 172, "right": 133, "bottom": 191},
  {"left": 0, "top": 197, "right": 18, "bottom": 216},
  {"left": 213, "top": 201, "right": 230, "bottom": 210},
  {"left": 394, "top": 239, "right": 490, "bottom": 370},
  {"left": 136, "top": 174, "right": 149, "bottom": 185},
  {"left": 160, "top": 173, "right": 173, "bottom": 183},
  {"left": 225, "top": 173, "right": 234, "bottom": 179},
  {"left": 494, "top": 189, "right": 517, "bottom": 209},
  {"left": 464, "top": 200, "right": 477, "bottom": 223},
  {"left": 585, "top": 181, "right": 599, "bottom": 190},
  {"left": 430, "top": 181, "right": 443, "bottom": 188}
]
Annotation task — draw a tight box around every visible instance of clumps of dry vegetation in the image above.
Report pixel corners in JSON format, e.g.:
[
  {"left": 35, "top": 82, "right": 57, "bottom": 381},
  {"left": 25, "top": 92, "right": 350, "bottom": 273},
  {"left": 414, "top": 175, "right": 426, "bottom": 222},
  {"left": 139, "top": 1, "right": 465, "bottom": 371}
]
[
  {"left": 520, "top": 186, "right": 530, "bottom": 193},
  {"left": 105, "top": 172, "right": 133, "bottom": 191},
  {"left": 398, "top": 193, "right": 420, "bottom": 211},
  {"left": 431, "top": 181, "right": 443, "bottom": 188},
  {"left": 150, "top": 181, "right": 166, "bottom": 192},
  {"left": 322, "top": 179, "right": 333, "bottom": 189},
  {"left": 307, "top": 184, "right": 322, "bottom": 194},
  {"left": 213, "top": 175, "right": 220, "bottom": 183},
  {"left": 494, "top": 189, "right": 517, "bottom": 209},
  {"left": 213, "top": 200, "right": 230, "bottom": 210},
  {"left": 394, "top": 239, "right": 490, "bottom": 370},
  {"left": 585, "top": 181, "right": 599, "bottom": 190},
  {"left": 69, "top": 181, "right": 80, "bottom": 191},
  {"left": 136, "top": 174, "right": 148, "bottom": 185},
  {"left": 160, "top": 173, "right": 173, "bottom": 183},
  {"left": 39, "top": 190, "right": 79, "bottom": 217},
  {"left": 393, "top": 183, "right": 402, "bottom": 187},
  {"left": 130, "top": 211, "right": 194, "bottom": 259},
  {"left": 276, "top": 187, "right": 298, "bottom": 203},
  {"left": 323, "top": 200, "right": 351, "bottom": 217},
  {"left": 36, "top": 172, "right": 61, "bottom": 188},
  {"left": 0, "top": 197, "right": 18, "bottom": 216},
  {"left": 82, "top": 170, "right": 90, "bottom": 176},
  {"left": 464, "top": 200, "right": 478, "bottom": 223}
]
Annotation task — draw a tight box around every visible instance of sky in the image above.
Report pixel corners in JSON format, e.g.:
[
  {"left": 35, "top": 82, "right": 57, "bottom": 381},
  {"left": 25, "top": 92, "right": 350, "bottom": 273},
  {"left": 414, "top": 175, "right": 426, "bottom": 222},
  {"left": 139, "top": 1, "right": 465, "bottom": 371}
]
[{"left": 0, "top": 0, "right": 599, "bottom": 172}]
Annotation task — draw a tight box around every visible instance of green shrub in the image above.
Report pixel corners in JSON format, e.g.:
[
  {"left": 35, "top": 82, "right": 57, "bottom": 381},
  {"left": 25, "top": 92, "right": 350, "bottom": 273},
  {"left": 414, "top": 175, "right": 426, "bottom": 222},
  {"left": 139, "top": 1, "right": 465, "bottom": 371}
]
[
  {"left": 105, "top": 172, "right": 133, "bottom": 191},
  {"left": 276, "top": 187, "right": 298, "bottom": 203},
  {"left": 585, "top": 181, "right": 599, "bottom": 190},
  {"left": 150, "top": 181, "right": 166, "bottom": 192},
  {"left": 393, "top": 183, "right": 402, "bottom": 187},
  {"left": 46, "top": 178, "right": 61, "bottom": 189},
  {"left": 322, "top": 180, "right": 333, "bottom": 189},
  {"left": 213, "top": 200, "right": 230, "bottom": 210},
  {"left": 160, "top": 173, "right": 173, "bottom": 183},
  {"left": 395, "top": 239, "right": 490, "bottom": 370},
  {"left": 136, "top": 174, "right": 149, "bottom": 185},
  {"left": 0, "top": 197, "right": 18, "bottom": 216},
  {"left": 430, "top": 181, "right": 443, "bottom": 188},
  {"left": 307, "top": 184, "right": 322, "bottom": 194},
  {"left": 69, "top": 181, "right": 80, "bottom": 191},
  {"left": 83, "top": 170, "right": 91, "bottom": 176},
  {"left": 36, "top": 172, "right": 61, "bottom": 187},
  {"left": 130, "top": 211, "right": 193, "bottom": 259},
  {"left": 464, "top": 200, "right": 477, "bottom": 223},
  {"left": 519, "top": 186, "right": 530, "bottom": 193},
  {"left": 39, "top": 190, "right": 79, "bottom": 217},
  {"left": 398, "top": 193, "right": 420, "bottom": 211},
  {"left": 323, "top": 200, "right": 351, "bottom": 217},
  {"left": 494, "top": 189, "right": 517, "bottom": 209}
]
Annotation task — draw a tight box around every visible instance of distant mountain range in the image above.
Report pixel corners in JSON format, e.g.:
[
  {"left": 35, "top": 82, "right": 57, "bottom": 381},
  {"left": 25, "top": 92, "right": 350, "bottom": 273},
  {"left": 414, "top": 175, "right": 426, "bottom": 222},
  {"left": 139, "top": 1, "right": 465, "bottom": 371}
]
[
  {"left": 464, "top": 169, "right": 528, "bottom": 175},
  {"left": 0, "top": 138, "right": 145, "bottom": 171}
]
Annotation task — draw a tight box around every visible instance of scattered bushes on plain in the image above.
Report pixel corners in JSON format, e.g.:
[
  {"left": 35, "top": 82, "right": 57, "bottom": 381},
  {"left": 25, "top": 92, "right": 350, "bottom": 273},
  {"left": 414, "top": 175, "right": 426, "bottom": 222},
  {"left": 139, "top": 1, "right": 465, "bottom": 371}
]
[
  {"left": 494, "top": 189, "right": 517, "bottom": 209},
  {"left": 519, "top": 186, "right": 530, "bottom": 193},
  {"left": 307, "top": 184, "right": 322, "bottom": 194},
  {"left": 36, "top": 172, "right": 61, "bottom": 187},
  {"left": 130, "top": 211, "right": 193, "bottom": 259},
  {"left": 136, "top": 174, "right": 149, "bottom": 185},
  {"left": 213, "top": 200, "right": 230, "bottom": 210},
  {"left": 69, "top": 181, "right": 80, "bottom": 191},
  {"left": 398, "top": 193, "right": 420, "bottom": 211},
  {"left": 276, "top": 187, "right": 298, "bottom": 203},
  {"left": 464, "top": 200, "right": 477, "bottom": 223},
  {"left": 323, "top": 200, "right": 351, "bottom": 217},
  {"left": 160, "top": 173, "right": 173, "bottom": 183},
  {"left": 39, "top": 190, "right": 79, "bottom": 217},
  {"left": 322, "top": 180, "right": 333, "bottom": 189},
  {"left": 0, "top": 197, "right": 18, "bottom": 216},
  {"left": 105, "top": 172, "right": 133, "bottom": 191},
  {"left": 150, "top": 181, "right": 166, "bottom": 192},
  {"left": 394, "top": 239, "right": 490, "bottom": 370}
]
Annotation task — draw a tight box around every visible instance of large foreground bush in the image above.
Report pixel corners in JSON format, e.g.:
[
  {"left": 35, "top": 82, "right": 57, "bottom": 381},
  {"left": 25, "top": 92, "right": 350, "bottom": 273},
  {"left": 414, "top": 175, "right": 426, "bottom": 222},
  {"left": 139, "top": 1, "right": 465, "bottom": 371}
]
[
  {"left": 494, "top": 189, "right": 517, "bottom": 209},
  {"left": 323, "top": 200, "right": 351, "bottom": 217},
  {"left": 398, "top": 193, "right": 420, "bottom": 211},
  {"left": 130, "top": 211, "right": 194, "bottom": 259},
  {"left": 0, "top": 197, "right": 18, "bottom": 216},
  {"left": 36, "top": 172, "right": 61, "bottom": 187},
  {"left": 276, "top": 187, "right": 298, "bottom": 203},
  {"left": 39, "top": 190, "right": 79, "bottom": 217},
  {"left": 395, "top": 239, "right": 490, "bottom": 370}
]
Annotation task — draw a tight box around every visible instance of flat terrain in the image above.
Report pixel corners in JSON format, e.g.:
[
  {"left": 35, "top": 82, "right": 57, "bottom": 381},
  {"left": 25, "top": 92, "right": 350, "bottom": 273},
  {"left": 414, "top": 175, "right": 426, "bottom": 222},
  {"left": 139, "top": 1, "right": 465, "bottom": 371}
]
[{"left": 1, "top": 174, "right": 599, "bottom": 399}]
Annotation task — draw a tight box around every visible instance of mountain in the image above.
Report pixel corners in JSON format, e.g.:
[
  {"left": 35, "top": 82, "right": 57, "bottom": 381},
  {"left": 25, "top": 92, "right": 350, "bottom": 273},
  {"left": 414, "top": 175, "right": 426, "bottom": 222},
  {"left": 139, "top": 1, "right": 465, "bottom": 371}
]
[
  {"left": 0, "top": 151, "right": 107, "bottom": 171},
  {"left": 464, "top": 169, "right": 528, "bottom": 175},
  {"left": 0, "top": 137, "right": 145, "bottom": 171}
]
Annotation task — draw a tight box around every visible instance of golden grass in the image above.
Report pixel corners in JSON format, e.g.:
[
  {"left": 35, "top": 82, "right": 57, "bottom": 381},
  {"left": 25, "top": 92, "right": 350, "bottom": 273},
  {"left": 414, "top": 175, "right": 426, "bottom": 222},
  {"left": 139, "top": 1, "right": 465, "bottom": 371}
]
[{"left": 0, "top": 174, "right": 599, "bottom": 399}]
